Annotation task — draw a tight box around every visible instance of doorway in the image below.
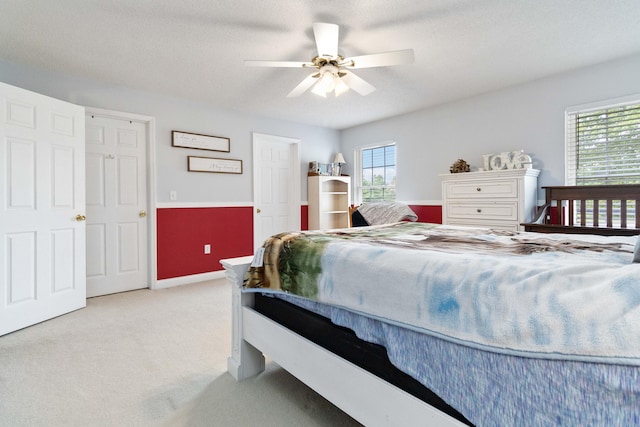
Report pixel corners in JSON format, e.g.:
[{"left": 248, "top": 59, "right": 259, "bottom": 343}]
[
  {"left": 84, "top": 108, "right": 156, "bottom": 297},
  {"left": 252, "top": 132, "right": 301, "bottom": 250}
]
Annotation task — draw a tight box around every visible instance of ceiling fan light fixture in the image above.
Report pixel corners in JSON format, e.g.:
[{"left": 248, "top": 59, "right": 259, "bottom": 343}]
[
  {"left": 334, "top": 76, "right": 350, "bottom": 96},
  {"left": 311, "top": 71, "right": 335, "bottom": 97},
  {"left": 311, "top": 80, "right": 328, "bottom": 97}
]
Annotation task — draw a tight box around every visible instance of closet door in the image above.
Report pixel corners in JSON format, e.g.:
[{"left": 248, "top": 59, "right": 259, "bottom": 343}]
[
  {"left": 85, "top": 113, "right": 148, "bottom": 297},
  {"left": 0, "top": 81, "right": 86, "bottom": 336}
]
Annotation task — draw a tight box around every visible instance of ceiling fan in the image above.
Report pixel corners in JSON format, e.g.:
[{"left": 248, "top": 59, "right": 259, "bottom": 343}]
[{"left": 245, "top": 23, "right": 414, "bottom": 98}]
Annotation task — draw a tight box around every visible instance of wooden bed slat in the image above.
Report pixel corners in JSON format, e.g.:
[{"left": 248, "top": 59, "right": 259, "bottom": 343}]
[{"left": 567, "top": 200, "right": 574, "bottom": 226}]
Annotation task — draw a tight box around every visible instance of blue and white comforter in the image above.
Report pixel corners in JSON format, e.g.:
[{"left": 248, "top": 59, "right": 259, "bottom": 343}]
[{"left": 244, "top": 222, "right": 640, "bottom": 365}]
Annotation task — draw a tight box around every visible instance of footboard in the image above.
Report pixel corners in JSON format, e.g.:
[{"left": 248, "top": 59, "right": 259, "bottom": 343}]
[{"left": 220, "top": 256, "right": 466, "bottom": 427}]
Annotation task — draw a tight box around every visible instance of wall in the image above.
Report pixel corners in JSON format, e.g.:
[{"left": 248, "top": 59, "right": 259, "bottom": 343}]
[
  {"left": 340, "top": 54, "right": 640, "bottom": 205},
  {"left": 0, "top": 59, "right": 339, "bottom": 281}
]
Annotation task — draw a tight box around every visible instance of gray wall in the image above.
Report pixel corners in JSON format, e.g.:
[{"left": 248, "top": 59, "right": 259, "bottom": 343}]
[
  {"left": 0, "top": 60, "right": 340, "bottom": 204},
  {"left": 4, "top": 53, "right": 640, "bottom": 206},
  {"left": 340, "top": 54, "right": 640, "bottom": 203}
]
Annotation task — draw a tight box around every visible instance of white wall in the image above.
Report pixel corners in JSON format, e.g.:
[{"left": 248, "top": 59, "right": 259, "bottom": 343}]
[
  {"left": 0, "top": 60, "right": 340, "bottom": 203},
  {"left": 340, "top": 54, "right": 640, "bottom": 203}
]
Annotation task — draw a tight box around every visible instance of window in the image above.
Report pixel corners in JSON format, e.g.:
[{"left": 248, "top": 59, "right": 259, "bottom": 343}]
[
  {"left": 355, "top": 142, "right": 396, "bottom": 203},
  {"left": 565, "top": 97, "right": 640, "bottom": 225},
  {"left": 566, "top": 99, "right": 640, "bottom": 185}
]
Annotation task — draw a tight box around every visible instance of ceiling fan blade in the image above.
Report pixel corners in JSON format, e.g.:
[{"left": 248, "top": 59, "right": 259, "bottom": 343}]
[
  {"left": 244, "top": 60, "right": 310, "bottom": 68},
  {"left": 287, "top": 73, "right": 319, "bottom": 97},
  {"left": 343, "top": 49, "right": 414, "bottom": 69},
  {"left": 313, "top": 22, "right": 339, "bottom": 58},
  {"left": 341, "top": 71, "right": 376, "bottom": 96}
]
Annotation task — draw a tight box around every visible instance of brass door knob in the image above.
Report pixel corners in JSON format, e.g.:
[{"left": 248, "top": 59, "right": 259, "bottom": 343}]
[
  {"left": 75, "top": 214, "right": 86, "bottom": 221},
  {"left": 139, "top": 210, "right": 147, "bottom": 218},
  {"left": 256, "top": 208, "right": 261, "bottom": 213}
]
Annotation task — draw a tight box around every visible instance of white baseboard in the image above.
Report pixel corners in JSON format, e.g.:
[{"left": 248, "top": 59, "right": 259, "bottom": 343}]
[{"left": 153, "top": 270, "right": 226, "bottom": 289}]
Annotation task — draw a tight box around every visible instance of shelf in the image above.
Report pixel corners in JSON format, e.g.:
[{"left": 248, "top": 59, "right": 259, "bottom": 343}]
[{"left": 308, "top": 175, "right": 351, "bottom": 230}]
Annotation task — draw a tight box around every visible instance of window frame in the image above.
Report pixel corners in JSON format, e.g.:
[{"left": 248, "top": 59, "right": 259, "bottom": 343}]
[{"left": 353, "top": 140, "right": 396, "bottom": 204}]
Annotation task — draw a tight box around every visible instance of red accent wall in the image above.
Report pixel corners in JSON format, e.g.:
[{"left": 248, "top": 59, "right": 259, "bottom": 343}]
[
  {"left": 409, "top": 205, "right": 443, "bottom": 224},
  {"left": 155, "top": 203, "right": 442, "bottom": 280},
  {"left": 301, "top": 205, "right": 309, "bottom": 230},
  {"left": 156, "top": 207, "right": 253, "bottom": 280}
]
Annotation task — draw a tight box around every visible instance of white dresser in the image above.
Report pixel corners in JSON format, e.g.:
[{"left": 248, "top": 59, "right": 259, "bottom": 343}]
[{"left": 441, "top": 169, "right": 540, "bottom": 231}]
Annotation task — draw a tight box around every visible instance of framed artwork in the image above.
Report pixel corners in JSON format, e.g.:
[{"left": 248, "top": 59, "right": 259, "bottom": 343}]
[
  {"left": 188, "top": 156, "right": 243, "bottom": 174},
  {"left": 172, "top": 130, "right": 230, "bottom": 152}
]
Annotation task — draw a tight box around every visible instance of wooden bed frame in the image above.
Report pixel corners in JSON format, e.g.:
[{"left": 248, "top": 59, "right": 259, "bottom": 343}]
[
  {"left": 222, "top": 184, "right": 640, "bottom": 427},
  {"left": 523, "top": 184, "right": 640, "bottom": 235}
]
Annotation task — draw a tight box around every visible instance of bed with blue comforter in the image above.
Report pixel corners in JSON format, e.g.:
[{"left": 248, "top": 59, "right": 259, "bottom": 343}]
[{"left": 243, "top": 222, "right": 640, "bottom": 425}]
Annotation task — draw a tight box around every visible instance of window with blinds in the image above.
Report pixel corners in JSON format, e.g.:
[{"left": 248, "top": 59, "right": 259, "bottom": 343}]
[
  {"left": 566, "top": 99, "right": 640, "bottom": 225},
  {"left": 356, "top": 142, "right": 396, "bottom": 202},
  {"left": 566, "top": 101, "right": 640, "bottom": 185}
]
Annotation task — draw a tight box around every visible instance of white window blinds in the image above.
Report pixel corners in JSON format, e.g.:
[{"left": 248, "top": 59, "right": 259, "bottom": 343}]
[{"left": 566, "top": 101, "right": 640, "bottom": 185}]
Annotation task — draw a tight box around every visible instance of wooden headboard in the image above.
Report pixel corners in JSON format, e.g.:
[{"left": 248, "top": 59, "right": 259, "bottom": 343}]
[{"left": 522, "top": 184, "right": 640, "bottom": 236}]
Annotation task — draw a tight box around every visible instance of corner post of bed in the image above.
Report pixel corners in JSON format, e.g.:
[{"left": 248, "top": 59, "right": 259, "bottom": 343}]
[{"left": 220, "top": 256, "right": 266, "bottom": 381}]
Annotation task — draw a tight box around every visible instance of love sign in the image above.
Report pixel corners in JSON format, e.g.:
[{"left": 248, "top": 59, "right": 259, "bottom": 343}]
[{"left": 482, "top": 150, "right": 532, "bottom": 171}]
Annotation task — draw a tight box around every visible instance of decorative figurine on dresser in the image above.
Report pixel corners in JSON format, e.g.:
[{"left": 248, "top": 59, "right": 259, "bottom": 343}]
[{"left": 441, "top": 150, "right": 540, "bottom": 231}]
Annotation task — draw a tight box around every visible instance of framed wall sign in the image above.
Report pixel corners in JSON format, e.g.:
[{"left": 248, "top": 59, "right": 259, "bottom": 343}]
[
  {"left": 188, "top": 156, "right": 243, "bottom": 174},
  {"left": 172, "top": 130, "right": 230, "bottom": 152}
]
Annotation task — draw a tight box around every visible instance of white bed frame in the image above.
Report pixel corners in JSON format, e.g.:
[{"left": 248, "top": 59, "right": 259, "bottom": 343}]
[{"left": 221, "top": 256, "right": 465, "bottom": 427}]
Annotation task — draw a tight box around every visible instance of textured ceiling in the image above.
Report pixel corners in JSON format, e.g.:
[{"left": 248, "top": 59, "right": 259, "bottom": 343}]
[{"left": 2, "top": 0, "right": 640, "bottom": 129}]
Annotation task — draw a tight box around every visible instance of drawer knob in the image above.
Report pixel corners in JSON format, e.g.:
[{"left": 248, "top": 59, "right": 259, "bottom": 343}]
[
  {"left": 476, "top": 187, "right": 482, "bottom": 192},
  {"left": 477, "top": 209, "right": 482, "bottom": 213}
]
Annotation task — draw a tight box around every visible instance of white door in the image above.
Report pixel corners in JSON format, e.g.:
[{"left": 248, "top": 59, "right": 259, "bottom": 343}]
[
  {"left": 0, "top": 82, "right": 86, "bottom": 336},
  {"left": 85, "top": 114, "right": 148, "bottom": 297},
  {"left": 252, "top": 133, "right": 300, "bottom": 249}
]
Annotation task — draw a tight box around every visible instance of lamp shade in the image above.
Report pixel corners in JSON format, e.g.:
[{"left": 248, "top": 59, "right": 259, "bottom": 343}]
[{"left": 333, "top": 153, "right": 346, "bottom": 164}]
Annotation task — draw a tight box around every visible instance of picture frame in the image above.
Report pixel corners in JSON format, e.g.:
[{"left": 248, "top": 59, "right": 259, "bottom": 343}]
[
  {"left": 172, "top": 130, "right": 230, "bottom": 152},
  {"left": 187, "top": 156, "right": 243, "bottom": 174}
]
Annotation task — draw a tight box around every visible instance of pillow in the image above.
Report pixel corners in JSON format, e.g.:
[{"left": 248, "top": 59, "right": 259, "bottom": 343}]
[
  {"left": 351, "top": 209, "right": 369, "bottom": 227},
  {"left": 356, "top": 202, "right": 418, "bottom": 225},
  {"left": 633, "top": 237, "right": 640, "bottom": 263}
]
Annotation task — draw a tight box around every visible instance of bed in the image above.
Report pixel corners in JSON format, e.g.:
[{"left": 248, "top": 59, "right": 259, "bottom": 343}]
[{"left": 221, "top": 185, "right": 640, "bottom": 426}]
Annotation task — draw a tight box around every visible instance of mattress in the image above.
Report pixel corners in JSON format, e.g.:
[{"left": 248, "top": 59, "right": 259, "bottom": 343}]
[{"left": 272, "top": 293, "right": 640, "bottom": 426}]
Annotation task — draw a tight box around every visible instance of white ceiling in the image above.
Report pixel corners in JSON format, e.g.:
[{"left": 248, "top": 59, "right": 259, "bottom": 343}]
[{"left": 2, "top": 0, "right": 640, "bottom": 130}]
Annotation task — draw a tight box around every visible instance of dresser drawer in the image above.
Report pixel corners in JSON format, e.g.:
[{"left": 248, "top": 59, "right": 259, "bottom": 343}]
[
  {"left": 444, "top": 179, "right": 518, "bottom": 199},
  {"left": 446, "top": 201, "right": 518, "bottom": 221},
  {"left": 445, "top": 218, "right": 519, "bottom": 231}
]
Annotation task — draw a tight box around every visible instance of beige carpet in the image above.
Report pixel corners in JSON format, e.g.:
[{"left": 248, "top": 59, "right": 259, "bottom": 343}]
[{"left": 0, "top": 280, "right": 361, "bottom": 426}]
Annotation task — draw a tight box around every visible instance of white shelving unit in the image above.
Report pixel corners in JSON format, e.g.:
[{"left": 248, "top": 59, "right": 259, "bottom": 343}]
[{"left": 308, "top": 176, "right": 351, "bottom": 230}]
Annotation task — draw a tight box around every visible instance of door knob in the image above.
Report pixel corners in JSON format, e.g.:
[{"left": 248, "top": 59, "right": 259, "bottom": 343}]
[
  {"left": 256, "top": 208, "right": 261, "bottom": 213},
  {"left": 75, "top": 214, "right": 86, "bottom": 221},
  {"left": 139, "top": 210, "right": 147, "bottom": 218}
]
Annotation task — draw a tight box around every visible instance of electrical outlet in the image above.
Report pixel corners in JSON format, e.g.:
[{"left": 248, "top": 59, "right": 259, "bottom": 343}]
[
  {"left": 204, "top": 244, "right": 211, "bottom": 254},
  {"left": 170, "top": 190, "right": 177, "bottom": 201}
]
